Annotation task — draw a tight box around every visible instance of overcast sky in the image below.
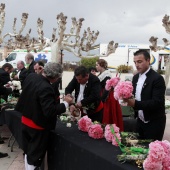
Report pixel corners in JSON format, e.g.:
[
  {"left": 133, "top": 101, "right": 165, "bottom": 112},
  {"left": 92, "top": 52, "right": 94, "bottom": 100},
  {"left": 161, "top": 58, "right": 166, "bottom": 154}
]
[{"left": 2, "top": 0, "right": 170, "bottom": 46}]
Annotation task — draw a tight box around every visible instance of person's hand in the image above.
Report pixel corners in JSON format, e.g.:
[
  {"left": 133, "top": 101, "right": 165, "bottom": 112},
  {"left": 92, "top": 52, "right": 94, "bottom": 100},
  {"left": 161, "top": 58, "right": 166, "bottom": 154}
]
[
  {"left": 123, "top": 98, "right": 135, "bottom": 107},
  {"left": 13, "top": 75, "right": 19, "bottom": 80},
  {"left": 69, "top": 105, "right": 81, "bottom": 117},
  {"left": 63, "top": 95, "right": 73, "bottom": 104},
  {"left": 66, "top": 94, "right": 74, "bottom": 99},
  {"left": 69, "top": 104, "right": 76, "bottom": 113},
  {"left": 75, "top": 102, "right": 82, "bottom": 108},
  {"left": 4, "top": 83, "right": 10, "bottom": 88}
]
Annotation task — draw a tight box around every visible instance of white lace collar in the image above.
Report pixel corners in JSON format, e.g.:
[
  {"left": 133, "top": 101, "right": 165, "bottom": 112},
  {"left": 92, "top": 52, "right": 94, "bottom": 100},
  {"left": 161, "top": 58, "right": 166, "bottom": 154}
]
[{"left": 98, "top": 70, "right": 112, "bottom": 81}]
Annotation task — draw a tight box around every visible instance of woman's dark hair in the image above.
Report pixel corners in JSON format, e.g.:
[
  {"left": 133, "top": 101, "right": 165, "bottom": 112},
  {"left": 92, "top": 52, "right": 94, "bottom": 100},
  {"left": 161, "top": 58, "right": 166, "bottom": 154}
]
[
  {"left": 88, "top": 67, "right": 97, "bottom": 72},
  {"left": 97, "top": 59, "right": 108, "bottom": 69}
]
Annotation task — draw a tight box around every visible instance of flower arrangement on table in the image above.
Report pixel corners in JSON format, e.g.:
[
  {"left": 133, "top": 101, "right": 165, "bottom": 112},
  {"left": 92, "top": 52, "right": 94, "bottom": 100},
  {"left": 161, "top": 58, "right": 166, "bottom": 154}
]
[
  {"left": 78, "top": 115, "right": 121, "bottom": 144},
  {"left": 77, "top": 115, "right": 170, "bottom": 169},
  {"left": 59, "top": 101, "right": 98, "bottom": 128},
  {"left": 143, "top": 140, "right": 170, "bottom": 170},
  {"left": 0, "top": 81, "right": 21, "bottom": 110},
  {"left": 78, "top": 116, "right": 104, "bottom": 139},
  {"left": 59, "top": 107, "right": 82, "bottom": 128}
]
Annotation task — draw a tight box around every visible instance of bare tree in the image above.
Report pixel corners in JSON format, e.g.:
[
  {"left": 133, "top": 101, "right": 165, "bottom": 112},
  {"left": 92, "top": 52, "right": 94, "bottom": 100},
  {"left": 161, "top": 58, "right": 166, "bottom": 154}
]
[
  {"left": 106, "top": 40, "right": 118, "bottom": 56},
  {"left": 0, "top": 3, "right": 5, "bottom": 44},
  {"left": 149, "top": 14, "right": 170, "bottom": 90},
  {"left": 0, "top": 4, "right": 118, "bottom": 63}
]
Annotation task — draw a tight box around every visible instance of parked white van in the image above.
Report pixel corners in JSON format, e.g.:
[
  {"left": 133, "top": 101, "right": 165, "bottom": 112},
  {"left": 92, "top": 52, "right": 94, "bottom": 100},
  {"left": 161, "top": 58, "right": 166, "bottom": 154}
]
[{"left": 0, "top": 47, "right": 51, "bottom": 68}]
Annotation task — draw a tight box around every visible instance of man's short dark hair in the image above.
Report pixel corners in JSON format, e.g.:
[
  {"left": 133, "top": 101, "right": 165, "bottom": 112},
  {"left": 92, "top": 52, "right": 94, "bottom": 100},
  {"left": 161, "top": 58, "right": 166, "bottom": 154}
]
[
  {"left": 2, "top": 63, "right": 13, "bottom": 70},
  {"left": 134, "top": 49, "right": 150, "bottom": 60},
  {"left": 74, "top": 66, "right": 89, "bottom": 78},
  {"left": 36, "top": 60, "right": 45, "bottom": 67}
]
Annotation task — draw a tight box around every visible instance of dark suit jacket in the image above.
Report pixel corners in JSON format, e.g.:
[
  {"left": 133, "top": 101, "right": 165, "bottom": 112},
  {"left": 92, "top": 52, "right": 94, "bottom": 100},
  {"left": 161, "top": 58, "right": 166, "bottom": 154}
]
[
  {"left": 132, "top": 69, "right": 166, "bottom": 121},
  {"left": 65, "top": 73, "right": 102, "bottom": 114},
  {"left": 26, "top": 61, "right": 36, "bottom": 75},
  {"left": 0, "top": 86, "right": 12, "bottom": 95},
  {"left": 51, "top": 78, "right": 61, "bottom": 104},
  {"left": 18, "top": 67, "right": 27, "bottom": 86},
  {"left": 15, "top": 73, "right": 66, "bottom": 130},
  {"left": 0, "top": 68, "right": 11, "bottom": 85}
]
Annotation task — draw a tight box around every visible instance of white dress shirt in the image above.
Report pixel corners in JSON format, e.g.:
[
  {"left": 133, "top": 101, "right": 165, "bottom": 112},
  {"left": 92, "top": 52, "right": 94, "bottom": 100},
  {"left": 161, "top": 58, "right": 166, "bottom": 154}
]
[
  {"left": 77, "top": 83, "right": 87, "bottom": 114},
  {"left": 77, "top": 84, "right": 86, "bottom": 102},
  {"left": 135, "top": 68, "right": 150, "bottom": 123}
]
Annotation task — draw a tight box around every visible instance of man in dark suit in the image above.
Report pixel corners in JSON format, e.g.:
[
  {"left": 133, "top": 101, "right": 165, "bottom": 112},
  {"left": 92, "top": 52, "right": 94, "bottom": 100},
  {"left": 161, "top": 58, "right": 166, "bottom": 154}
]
[
  {"left": 125, "top": 50, "right": 166, "bottom": 141},
  {"left": 0, "top": 63, "right": 14, "bottom": 101},
  {"left": 0, "top": 74, "right": 15, "bottom": 158},
  {"left": 13, "top": 60, "right": 27, "bottom": 86},
  {"left": 65, "top": 66, "right": 103, "bottom": 122},
  {"left": 0, "top": 63, "right": 13, "bottom": 85},
  {"left": 15, "top": 62, "right": 73, "bottom": 169},
  {"left": 25, "top": 53, "right": 36, "bottom": 75}
]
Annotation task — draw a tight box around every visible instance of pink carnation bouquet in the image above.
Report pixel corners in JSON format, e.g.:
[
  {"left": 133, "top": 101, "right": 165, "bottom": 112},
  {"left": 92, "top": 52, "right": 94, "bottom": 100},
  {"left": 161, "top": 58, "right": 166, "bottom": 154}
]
[
  {"left": 114, "top": 81, "right": 133, "bottom": 106},
  {"left": 78, "top": 115, "right": 93, "bottom": 132},
  {"left": 104, "top": 124, "right": 121, "bottom": 146},
  {"left": 143, "top": 140, "right": 170, "bottom": 170},
  {"left": 88, "top": 124, "right": 104, "bottom": 139},
  {"left": 105, "top": 77, "right": 120, "bottom": 91}
]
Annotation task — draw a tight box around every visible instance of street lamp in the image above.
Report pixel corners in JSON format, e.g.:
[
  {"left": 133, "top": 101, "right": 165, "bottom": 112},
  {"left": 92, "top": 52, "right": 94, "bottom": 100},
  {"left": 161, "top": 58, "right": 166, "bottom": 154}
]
[{"left": 59, "top": 49, "right": 63, "bottom": 90}]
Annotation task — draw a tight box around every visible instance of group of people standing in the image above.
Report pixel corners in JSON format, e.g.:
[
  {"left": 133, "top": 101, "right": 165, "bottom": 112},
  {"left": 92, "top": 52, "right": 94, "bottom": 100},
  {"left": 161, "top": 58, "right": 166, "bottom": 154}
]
[{"left": 0, "top": 49, "right": 167, "bottom": 169}]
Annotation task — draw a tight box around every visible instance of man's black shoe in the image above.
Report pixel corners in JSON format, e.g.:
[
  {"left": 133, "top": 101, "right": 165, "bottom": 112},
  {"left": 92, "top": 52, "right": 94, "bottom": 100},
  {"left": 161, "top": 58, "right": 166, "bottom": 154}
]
[
  {"left": 0, "top": 152, "right": 8, "bottom": 158},
  {"left": 0, "top": 140, "right": 4, "bottom": 144}
]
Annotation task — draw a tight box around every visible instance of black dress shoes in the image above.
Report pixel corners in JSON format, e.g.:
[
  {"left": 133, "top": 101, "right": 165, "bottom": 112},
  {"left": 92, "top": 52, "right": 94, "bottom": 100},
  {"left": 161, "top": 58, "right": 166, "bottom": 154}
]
[{"left": 0, "top": 152, "right": 8, "bottom": 158}]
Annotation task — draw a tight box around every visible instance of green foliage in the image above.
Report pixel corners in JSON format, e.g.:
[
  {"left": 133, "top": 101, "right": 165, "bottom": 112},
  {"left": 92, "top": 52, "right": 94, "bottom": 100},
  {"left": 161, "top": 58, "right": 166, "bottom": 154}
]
[
  {"left": 81, "top": 56, "right": 99, "bottom": 68},
  {"left": 117, "top": 64, "right": 132, "bottom": 73}
]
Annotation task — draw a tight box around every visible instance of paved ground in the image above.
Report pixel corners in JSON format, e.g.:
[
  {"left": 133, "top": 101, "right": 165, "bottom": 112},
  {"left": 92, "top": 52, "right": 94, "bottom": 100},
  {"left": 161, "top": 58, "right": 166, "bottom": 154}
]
[{"left": 0, "top": 102, "right": 170, "bottom": 170}]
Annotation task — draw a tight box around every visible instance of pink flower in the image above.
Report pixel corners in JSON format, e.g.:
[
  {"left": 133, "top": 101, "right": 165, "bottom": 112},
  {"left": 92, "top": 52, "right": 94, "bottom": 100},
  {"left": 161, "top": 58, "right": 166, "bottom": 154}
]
[
  {"left": 78, "top": 116, "right": 92, "bottom": 132},
  {"left": 88, "top": 124, "right": 104, "bottom": 139},
  {"left": 114, "top": 81, "right": 133, "bottom": 100},
  {"left": 143, "top": 157, "right": 163, "bottom": 170},
  {"left": 162, "top": 156, "right": 170, "bottom": 170},
  {"left": 112, "top": 133, "right": 121, "bottom": 146},
  {"left": 104, "top": 124, "right": 121, "bottom": 146},
  {"left": 105, "top": 77, "right": 120, "bottom": 91},
  {"left": 143, "top": 140, "right": 170, "bottom": 170},
  {"left": 148, "top": 141, "right": 165, "bottom": 162},
  {"left": 104, "top": 125, "right": 113, "bottom": 142}
]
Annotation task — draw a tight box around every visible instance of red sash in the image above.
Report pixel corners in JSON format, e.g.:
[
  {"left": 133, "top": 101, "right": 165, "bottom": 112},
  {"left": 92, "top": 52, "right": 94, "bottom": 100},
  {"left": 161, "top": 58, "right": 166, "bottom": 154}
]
[
  {"left": 95, "top": 101, "right": 103, "bottom": 112},
  {"left": 22, "top": 116, "right": 44, "bottom": 130}
]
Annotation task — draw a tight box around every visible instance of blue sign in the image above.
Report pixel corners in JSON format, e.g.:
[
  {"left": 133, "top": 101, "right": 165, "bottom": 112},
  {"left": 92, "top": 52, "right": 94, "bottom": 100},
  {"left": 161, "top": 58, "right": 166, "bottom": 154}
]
[{"left": 35, "top": 54, "right": 48, "bottom": 63}]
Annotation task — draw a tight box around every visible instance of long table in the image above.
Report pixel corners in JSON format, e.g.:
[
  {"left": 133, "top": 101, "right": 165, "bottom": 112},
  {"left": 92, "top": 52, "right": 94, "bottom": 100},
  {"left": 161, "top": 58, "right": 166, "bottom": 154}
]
[
  {"left": 4, "top": 110, "right": 23, "bottom": 149},
  {"left": 48, "top": 121, "right": 139, "bottom": 170},
  {"left": 4, "top": 110, "right": 139, "bottom": 170}
]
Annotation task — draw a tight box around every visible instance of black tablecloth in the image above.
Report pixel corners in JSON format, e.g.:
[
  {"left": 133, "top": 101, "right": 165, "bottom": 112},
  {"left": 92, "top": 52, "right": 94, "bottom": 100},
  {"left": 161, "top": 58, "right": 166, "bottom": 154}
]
[
  {"left": 0, "top": 110, "right": 6, "bottom": 125},
  {"left": 48, "top": 121, "right": 139, "bottom": 170},
  {"left": 4, "top": 110, "right": 139, "bottom": 170},
  {"left": 4, "top": 110, "right": 23, "bottom": 149}
]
